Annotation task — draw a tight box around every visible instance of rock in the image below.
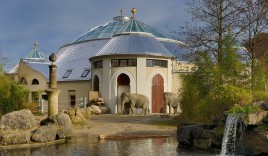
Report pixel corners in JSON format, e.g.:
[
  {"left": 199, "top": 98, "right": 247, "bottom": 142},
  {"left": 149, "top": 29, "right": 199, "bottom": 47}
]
[
  {"left": 56, "top": 125, "right": 72, "bottom": 139},
  {"left": 247, "top": 111, "right": 268, "bottom": 125},
  {"left": 0, "top": 132, "right": 31, "bottom": 145},
  {"left": 0, "top": 109, "right": 37, "bottom": 130},
  {"left": 31, "top": 125, "right": 57, "bottom": 142},
  {"left": 99, "top": 106, "right": 110, "bottom": 114},
  {"left": 261, "top": 102, "right": 268, "bottom": 111},
  {"left": 177, "top": 123, "right": 221, "bottom": 148},
  {"left": 80, "top": 107, "right": 91, "bottom": 119},
  {"left": 52, "top": 113, "right": 72, "bottom": 130},
  {"left": 244, "top": 130, "right": 268, "bottom": 155},
  {"left": 91, "top": 105, "right": 102, "bottom": 115},
  {"left": 193, "top": 139, "right": 211, "bottom": 149},
  {"left": 64, "top": 107, "right": 87, "bottom": 124}
]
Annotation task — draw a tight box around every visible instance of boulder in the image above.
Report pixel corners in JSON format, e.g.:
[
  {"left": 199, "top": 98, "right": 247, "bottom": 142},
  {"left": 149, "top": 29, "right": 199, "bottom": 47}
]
[
  {"left": 193, "top": 139, "right": 211, "bottom": 149},
  {"left": 64, "top": 107, "right": 87, "bottom": 124},
  {"left": 80, "top": 107, "right": 91, "bottom": 119},
  {"left": 56, "top": 125, "right": 72, "bottom": 139},
  {"left": 99, "top": 106, "right": 110, "bottom": 114},
  {"left": 247, "top": 111, "right": 268, "bottom": 125},
  {"left": 261, "top": 102, "right": 268, "bottom": 111},
  {"left": 52, "top": 113, "right": 72, "bottom": 130},
  {"left": 31, "top": 125, "right": 57, "bottom": 142},
  {"left": 0, "top": 132, "right": 31, "bottom": 145},
  {"left": 91, "top": 105, "right": 102, "bottom": 115},
  {"left": 244, "top": 130, "right": 268, "bottom": 155},
  {"left": 0, "top": 109, "right": 37, "bottom": 130},
  {"left": 177, "top": 123, "right": 221, "bottom": 148}
]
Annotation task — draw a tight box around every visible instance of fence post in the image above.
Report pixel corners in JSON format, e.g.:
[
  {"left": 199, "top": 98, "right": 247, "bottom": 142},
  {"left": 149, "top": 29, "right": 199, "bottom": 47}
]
[{"left": 84, "top": 97, "right": 87, "bottom": 108}]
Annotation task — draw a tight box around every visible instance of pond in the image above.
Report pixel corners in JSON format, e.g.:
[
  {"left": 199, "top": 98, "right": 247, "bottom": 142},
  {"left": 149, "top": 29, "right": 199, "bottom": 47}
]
[{"left": 0, "top": 137, "right": 219, "bottom": 156}]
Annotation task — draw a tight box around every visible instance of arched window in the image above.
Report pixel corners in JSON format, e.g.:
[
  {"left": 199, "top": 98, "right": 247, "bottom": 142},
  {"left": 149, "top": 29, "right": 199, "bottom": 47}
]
[
  {"left": 117, "top": 73, "right": 130, "bottom": 85},
  {"left": 20, "top": 77, "right": 28, "bottom": 85},
  {"left": 32, "top": 79, "right": 39, "bottom": 85}
]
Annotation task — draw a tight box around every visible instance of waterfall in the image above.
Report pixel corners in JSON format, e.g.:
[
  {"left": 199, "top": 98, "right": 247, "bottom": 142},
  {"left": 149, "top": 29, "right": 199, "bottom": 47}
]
[{"left": 220, "top": 114, "right": 240, "bottom": 156}]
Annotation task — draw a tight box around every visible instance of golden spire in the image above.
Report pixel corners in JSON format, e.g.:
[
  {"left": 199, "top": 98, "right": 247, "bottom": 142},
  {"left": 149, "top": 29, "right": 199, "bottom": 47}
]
[
  {"left": 34, "top": 41, "right": 38, "bottom": 49},
  {"left": 131, "top": 8, "right": 136, "bottom": 17},
  {"left": 120, "top": 8, "right": 123, "bottom": 16}
]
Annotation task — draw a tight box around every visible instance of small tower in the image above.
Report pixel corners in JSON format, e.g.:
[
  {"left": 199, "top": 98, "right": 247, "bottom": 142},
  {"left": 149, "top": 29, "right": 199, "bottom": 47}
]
[{"left": 45, "top": 53, "right": 61, "bottom": 118}]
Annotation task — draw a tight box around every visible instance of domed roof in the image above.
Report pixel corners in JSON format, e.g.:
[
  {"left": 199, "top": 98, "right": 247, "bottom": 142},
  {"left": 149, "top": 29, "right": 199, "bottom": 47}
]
[
  {"left": 25, "top": 42, "right": 46, "bottom": 61},
  {"left": 95, "top": 32, "right": 173, "bottom": 57},
  {"left": 71, "top": 11, "right": 167, "bottom": 44}
]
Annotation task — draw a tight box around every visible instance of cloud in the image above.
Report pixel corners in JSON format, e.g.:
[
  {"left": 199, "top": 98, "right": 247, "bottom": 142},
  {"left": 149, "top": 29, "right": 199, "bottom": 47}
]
[{"left": 0, "top": 0, "right": 189, "bottom": 70}]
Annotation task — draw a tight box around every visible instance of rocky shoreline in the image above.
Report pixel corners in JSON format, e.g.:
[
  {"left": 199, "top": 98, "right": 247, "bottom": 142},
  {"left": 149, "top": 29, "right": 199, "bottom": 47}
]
[{"left": 0, "top": 110, "right": 178, "bottom": 150}]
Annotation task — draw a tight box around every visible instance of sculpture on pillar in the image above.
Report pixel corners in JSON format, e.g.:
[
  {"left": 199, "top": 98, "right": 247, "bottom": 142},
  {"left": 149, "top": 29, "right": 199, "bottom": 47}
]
[{"left": 45, "top": 53, "right": 61, "bottom": 118}]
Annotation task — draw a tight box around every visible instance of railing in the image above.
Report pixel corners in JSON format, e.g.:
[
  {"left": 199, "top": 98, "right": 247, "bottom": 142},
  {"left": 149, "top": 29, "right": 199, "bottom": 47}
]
[{"left": 35, "top": 97, "right": 87, "bottom": 114}]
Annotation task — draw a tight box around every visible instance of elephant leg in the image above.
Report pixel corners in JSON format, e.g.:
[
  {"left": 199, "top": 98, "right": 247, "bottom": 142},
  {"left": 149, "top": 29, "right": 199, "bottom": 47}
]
[
  {"left": 141, "top": 108, "right": 144, "bottom": 115},
  {"left": 173, "top": 106, "right": 178, "bottom": 115},
  {"left": 169, "top": 105, "right": 172, "bottom": 114},
  {"left": 144, "top": 107, "right": 148, "bottom": 115},
  {"left": 130, "top": 106, "right": 135, "bottom": 115}
]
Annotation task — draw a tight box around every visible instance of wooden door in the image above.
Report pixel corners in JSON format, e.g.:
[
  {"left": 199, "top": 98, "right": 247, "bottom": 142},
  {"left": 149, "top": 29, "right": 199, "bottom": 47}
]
[
  {"left": 93, "top": 75, "right": 99, "bottom": 92},
  {"left": 152, "top": 74, "right": 164, "bottom": 113}
]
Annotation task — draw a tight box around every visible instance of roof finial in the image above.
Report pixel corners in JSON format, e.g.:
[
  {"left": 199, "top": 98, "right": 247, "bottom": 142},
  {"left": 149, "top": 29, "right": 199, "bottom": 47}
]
[
  {"left": 120, "top": 8, "right": 123, "bottom": 16},
  {"left": 131, "top": 8, "right": 136, "bottom": 17},
  {"left": 34, "top": 41, "right": 38, "bottom": 49}
]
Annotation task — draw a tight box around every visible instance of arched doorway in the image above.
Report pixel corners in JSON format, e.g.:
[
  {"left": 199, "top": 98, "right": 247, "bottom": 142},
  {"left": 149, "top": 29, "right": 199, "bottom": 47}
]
[
  {"left": 152, "top": 74, "right": 164, "bottom": 113},
  {"left": 117, "top": 73, "right": 130, "bottom": 114},
  {"left": 93, "top": 75, "right": 99, "bottom": 92}
]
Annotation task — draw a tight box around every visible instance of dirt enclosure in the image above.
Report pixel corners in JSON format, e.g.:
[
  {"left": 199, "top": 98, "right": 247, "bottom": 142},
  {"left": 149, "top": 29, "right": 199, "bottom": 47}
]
[{"left": 72, "top": 114, "right": 178, "bottom": 139}]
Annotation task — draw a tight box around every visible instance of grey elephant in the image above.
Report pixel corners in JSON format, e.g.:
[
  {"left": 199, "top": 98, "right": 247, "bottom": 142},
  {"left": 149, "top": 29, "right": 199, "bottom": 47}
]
[
  {"left": 121, "top": 92, "right": 149, "bottom": 115},
  {"left": 163, "top": 92, "right": 180, "bottom": 115}
]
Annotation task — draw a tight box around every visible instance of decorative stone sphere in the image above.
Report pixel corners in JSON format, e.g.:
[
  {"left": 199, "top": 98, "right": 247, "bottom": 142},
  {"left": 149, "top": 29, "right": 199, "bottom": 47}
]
[{"left": 49, "top": 53, "right": 57, "bottom": 62}]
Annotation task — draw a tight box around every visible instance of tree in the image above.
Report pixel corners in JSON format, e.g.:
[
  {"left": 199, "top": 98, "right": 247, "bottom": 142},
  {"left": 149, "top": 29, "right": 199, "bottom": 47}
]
[
  {"left": 221, "top": 31, "right": 246, "bottom": 86},
  {"left": 184, "top": 0, "right": 243, "bottom": 85},
  {"left": 0, "top": 62, "right": 29, "bottom": 115},
  {"left": 240, "top": 0, "right": 268, "bottom": 95}
]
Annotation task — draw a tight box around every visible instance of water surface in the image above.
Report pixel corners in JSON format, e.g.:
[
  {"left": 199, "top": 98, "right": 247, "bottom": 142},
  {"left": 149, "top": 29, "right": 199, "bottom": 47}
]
[{"left": 0, "top": 137, "right": 219, "bottom": 156}]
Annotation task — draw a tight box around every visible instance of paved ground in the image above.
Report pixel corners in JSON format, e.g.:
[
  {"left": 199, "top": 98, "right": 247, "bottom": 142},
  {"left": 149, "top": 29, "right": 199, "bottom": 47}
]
[{"left": 72, "top": 114, "right": 178, "bottom": 139}]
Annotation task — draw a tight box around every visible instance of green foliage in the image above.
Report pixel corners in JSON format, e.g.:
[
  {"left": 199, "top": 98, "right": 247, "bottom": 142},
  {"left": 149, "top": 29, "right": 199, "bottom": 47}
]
[
  {"left": 221, "top": 34, "right": 246, "bottom": 87},
  {"left": 253, "top": 90, "right": 268, "bottom": 102},
  {"left": 194, "top": 85, "right": 252, "bottom": 122},
  {"left": 228, "top": 104, "right": 261, "bottom": 115},
  {"left": 0, "top": 74, "right": 29, "bottom": 115}
]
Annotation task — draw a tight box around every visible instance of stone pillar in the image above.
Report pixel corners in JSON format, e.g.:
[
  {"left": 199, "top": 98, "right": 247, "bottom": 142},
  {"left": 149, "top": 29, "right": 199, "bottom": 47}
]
[
  {"left": 46, "top": 90, "right": 60, "bottom": 118},
  {"left": 45, "top": 53, "right": 61, "bottom": 118},
  {"left": 49, "top": 64, "right": 57, "bottom": 89}
]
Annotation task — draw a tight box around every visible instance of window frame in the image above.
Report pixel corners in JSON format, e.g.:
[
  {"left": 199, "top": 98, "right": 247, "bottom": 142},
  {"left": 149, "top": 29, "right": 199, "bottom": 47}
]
[
  {"left": 81, "top": 69, "right": 90, "bottom": 77},
  {"left": 62, "top": 70, "right": 72, "bottom": 78}
]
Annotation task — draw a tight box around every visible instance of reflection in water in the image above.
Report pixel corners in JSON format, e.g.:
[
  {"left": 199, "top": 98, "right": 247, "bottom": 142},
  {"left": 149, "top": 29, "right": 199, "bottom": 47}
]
[{"left": 0, "top": 137, "right": 219, "bottom": 156}]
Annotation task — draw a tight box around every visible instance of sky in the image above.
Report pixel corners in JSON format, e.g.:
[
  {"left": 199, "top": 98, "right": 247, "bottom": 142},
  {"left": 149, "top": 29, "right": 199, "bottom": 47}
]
[{"left": 0, "top": 0, "right": 190, "bottom": 70}]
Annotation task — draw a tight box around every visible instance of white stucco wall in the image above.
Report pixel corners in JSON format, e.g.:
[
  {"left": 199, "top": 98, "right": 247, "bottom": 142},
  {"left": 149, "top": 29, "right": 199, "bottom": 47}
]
[{"left": 91, "top": 56, "right": 173, "bottom": 114}]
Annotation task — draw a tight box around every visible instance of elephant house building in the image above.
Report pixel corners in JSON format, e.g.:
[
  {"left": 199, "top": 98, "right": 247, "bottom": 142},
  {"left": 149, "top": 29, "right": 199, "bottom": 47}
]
[{"left": 6, "top": 9, "right": 194, "bottom": 114}]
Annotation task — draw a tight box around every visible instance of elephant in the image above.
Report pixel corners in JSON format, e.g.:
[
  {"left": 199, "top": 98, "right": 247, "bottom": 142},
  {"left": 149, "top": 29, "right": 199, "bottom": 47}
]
[
  {"left": 163, "top": 92, "right": 180, "bottom": 115},
  {"left": 121, "top": 92, "right": 149, "bottom": 115}
]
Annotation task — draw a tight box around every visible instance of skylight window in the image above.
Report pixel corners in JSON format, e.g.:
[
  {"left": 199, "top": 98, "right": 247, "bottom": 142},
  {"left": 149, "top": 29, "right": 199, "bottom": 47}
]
[
  {"left": 63, "top": 70, "right": 72, "bottom": 78},
  {"left": 81, "top": 69, "right": 90, "bottom": 77}
]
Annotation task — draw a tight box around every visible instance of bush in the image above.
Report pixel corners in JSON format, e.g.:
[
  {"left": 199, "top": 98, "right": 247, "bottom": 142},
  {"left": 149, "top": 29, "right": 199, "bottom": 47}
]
[
  {"left": 205, "top": 85, "right": 252, "bottom": 121},
  {"left": 179, "top": 83, "right": 254, "bottom": 122},
  {"left": 228, "top": 104, "right": 261, "bottom": 115},
  {"left": 0, "top": 74, "right": 29, "bottom": 115},
  {"left": 253, "top": 90, "right": 268, "bottom": 102}
]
